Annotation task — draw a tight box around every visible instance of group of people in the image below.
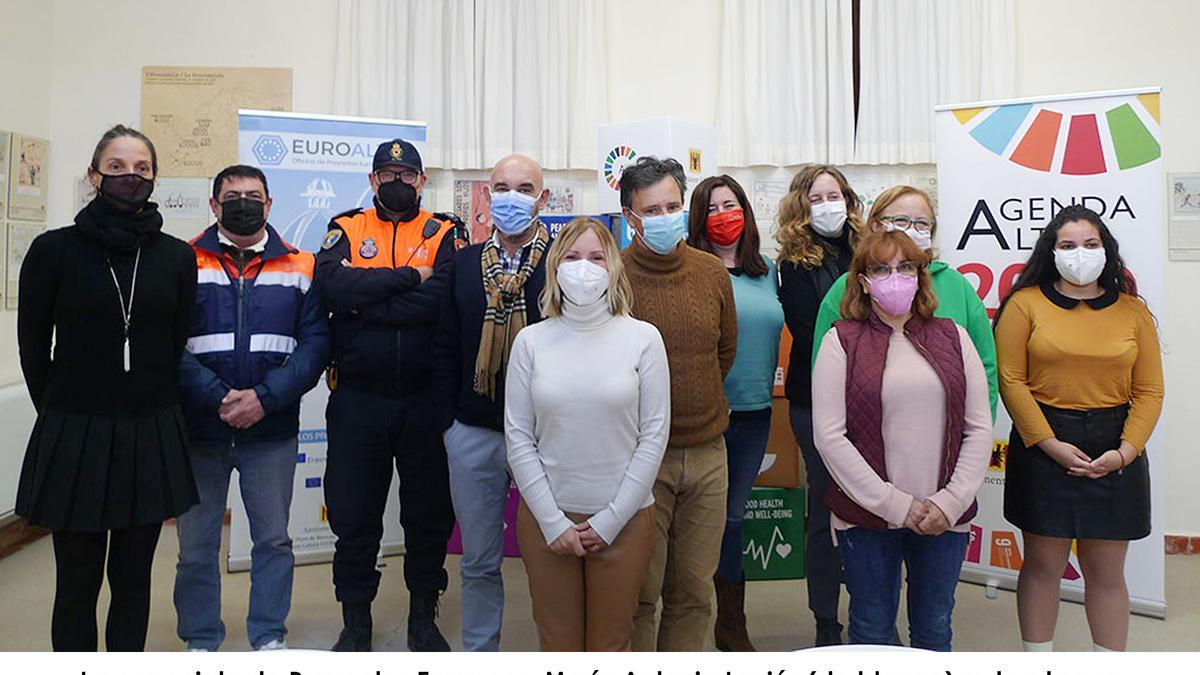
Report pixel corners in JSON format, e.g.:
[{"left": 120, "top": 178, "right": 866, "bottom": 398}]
[{"left": 13, "top": 124, "right": 1162, "bottom": 654}]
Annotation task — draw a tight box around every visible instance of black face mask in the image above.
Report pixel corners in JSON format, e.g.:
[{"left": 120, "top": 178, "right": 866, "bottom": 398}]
[
  {"left": 219, "top": 198, "right": 267, "bottom": 236},
  {"left": 97, "top": 173, "right": 155, "bottom": 213},
  {"left": 377, "top": 179, "right": 420, "bottom": 219}
]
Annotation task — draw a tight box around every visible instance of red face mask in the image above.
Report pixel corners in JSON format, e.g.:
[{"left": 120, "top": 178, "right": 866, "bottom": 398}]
[{"left": 706, "top": 209, "right": 745, "bottom": 246}]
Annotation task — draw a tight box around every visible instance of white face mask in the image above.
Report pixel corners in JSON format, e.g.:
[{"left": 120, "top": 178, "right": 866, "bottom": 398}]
[
  {"left": 882, "top": 221, "right": 933, "bottom": 251},
  {"left": 1054, "top": 247, "right": 1106, "bottom": 286},
  {"left": 809, "top": 200, "right": 847, "bottom": 238},
  {"left": 557, "top": 259, "right": 609, "bottom": 307}
]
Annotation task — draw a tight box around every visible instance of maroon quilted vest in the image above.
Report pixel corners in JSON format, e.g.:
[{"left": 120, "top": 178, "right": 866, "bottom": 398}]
[{"left": 825, "top": 313, "right": 976, "bottom": 530}]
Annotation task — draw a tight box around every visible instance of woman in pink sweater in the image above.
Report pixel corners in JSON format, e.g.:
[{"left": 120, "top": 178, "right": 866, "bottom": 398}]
[{"left": 811, "top": 231, "right": 992, "bottom": 651}]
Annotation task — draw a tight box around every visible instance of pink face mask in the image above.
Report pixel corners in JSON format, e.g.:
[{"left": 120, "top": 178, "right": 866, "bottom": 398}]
[{"left": 867, "top": 273, "right": 918, "bottom": 316}]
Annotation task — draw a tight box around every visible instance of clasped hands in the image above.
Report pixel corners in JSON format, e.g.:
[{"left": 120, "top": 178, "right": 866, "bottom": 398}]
[
  {"left": 220, "top": 388, "right": 265, "bottom": 429},
  {"left": 1040, "top": 438, "right": 1135, "bottom": 479},
  {"left": 903, "top": 498, "right": 952, "bottom": 536},
  {"left": 550, "top": 521, "right": 608, "bottom": 557}
]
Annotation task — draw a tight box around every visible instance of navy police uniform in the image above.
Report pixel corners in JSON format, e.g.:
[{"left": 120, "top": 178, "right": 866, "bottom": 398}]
[{"left": 316, "top": 140, "right": 457, "bottom": 646}]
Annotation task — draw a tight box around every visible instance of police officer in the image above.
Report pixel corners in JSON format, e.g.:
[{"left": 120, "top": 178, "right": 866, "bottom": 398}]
[{"left": 317, "top": 139, "right": 457, "bottom": 652}]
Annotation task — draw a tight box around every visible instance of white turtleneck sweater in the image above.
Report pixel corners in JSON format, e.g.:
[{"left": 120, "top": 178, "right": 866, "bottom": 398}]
[{"left": 504, "top": 297, "right": 671, "bottom": 545}]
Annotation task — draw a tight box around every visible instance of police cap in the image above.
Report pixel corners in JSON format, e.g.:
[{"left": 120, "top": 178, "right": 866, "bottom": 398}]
[{"left": 373, "top": 139, "right": 423, "bottom": 173}]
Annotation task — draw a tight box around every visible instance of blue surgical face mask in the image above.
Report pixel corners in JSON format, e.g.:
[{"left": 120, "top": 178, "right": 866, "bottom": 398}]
[
  {"left": 490, "top": 190, "right": 538, "bottom": 236},
  {"left": 636, "top": 209, "right": 687, "bottom": 254}
]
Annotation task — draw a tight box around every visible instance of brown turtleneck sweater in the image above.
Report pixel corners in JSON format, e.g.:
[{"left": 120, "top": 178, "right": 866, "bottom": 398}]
[{"left": 622, "top": 237, "right": 738, "bottom": 448}]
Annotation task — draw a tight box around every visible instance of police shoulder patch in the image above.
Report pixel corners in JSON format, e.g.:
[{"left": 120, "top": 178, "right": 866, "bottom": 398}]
[{"left": 321, "top": 229, "right": 343, "bottom": 250}]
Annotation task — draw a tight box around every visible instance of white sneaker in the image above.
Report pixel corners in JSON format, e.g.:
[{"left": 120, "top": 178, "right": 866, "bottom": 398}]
[
  {"left": 186, "top": 647, "right": 213, "bottom": 652},
  {"left": 256, "top": 638, "right": 288, "bottom": 651}
]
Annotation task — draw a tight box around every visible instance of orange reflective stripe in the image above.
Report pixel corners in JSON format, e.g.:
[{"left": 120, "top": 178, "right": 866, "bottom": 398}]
[{"left": 337, "top": 209, "right": 451, "bottom": 270}]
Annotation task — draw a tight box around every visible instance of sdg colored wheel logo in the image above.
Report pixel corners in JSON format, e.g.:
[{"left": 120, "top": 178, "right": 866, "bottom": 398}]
[{"left": 603, "top": 145, "right": 637, "bottom": 191}]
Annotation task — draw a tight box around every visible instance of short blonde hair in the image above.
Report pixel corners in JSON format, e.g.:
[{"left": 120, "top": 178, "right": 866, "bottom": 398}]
[{"left": 540, "top": 217, "right": 634, "bottom": 318}]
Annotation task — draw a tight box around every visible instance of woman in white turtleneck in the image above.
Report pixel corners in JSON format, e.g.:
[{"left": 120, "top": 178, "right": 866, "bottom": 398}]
[{"left": 505, "top": 216, "right": 671, "bottom": 652}]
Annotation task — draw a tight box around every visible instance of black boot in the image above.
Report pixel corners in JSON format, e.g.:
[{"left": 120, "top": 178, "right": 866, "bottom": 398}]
[
  {"left": 332, "top": 602, "right": 373, "bottom": 652},
  {"left": 815, "top": 617, "right": 843, "bottom": 647},
  {"left": 407, "top": 591, "right": 450, "bottom": 652}
]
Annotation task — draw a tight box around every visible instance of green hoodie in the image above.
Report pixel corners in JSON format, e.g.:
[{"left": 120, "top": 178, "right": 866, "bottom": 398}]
[{"left": 810, "top": 259, "right": 998, "bottom": 418}]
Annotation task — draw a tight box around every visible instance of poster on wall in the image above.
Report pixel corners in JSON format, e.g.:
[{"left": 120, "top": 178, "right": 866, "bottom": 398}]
[
  {"left": 0, "top": 131, "right": 10, "bottom": 217},
  {"left": 5, "top": 221, "right": 43, "bottom": 309},
  {"left": 227, "top": 110, "right": 428, "bottom": 571},
  {"left": 936, "top": 87, "right": 1166, "bottom": 616},
  {"left": 142, "top": 67, "right": 293, "bottom": 177},
  {"left": 7, "top": 134, "right": 48, "bottom": 222},
  {"left": 153, "top": 177, "right": 212, "bottom": 241}
]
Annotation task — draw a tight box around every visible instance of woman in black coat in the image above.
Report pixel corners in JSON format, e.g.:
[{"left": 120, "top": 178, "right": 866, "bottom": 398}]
[
  {"left": 15, "top": 125, "right": 199, "bottom": 651},
  {"left": 774, "top": 164, "right": 863, "bottom": 646}
]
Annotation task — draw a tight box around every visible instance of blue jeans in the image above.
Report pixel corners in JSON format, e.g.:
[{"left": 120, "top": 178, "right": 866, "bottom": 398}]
[
  {"left": 174, "top": 437, "right": 298, "bottom": 650},
  {"left": 444, "top": 421, "right": 511, "bottom": 651},
  {"left": 716, "top": 408, "right": 771, "bottom": 582},
  {"left": 837, "top": 527, "right": 968, "bottom": 652}
]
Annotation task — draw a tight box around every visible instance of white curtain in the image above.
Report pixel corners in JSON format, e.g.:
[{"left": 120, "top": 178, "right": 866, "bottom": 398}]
[
  {"left": 717, "top": 0, "right": 856, "bottom": 167},
  {"left": 854, "top": 0, "right": 1016, "bottom": 164},
  {"left": 333, "top": 0, "right": 606, "bottom": 170}
]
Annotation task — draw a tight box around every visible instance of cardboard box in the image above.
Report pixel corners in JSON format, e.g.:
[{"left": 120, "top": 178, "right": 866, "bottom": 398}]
[
  {"left": 755, "top": 398, "right": 804, "bottom": 488},
  {"left": 742, "top": 486, "right": 806, "bottom": 580}
]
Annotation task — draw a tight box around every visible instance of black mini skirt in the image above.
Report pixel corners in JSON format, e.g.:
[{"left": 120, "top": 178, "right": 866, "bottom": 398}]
[
  {"left": 15, "top": 405, "right": 199, "bottom": 532},
  {"left": 1004, "top": 403, "right": 1150, "bottom": 541}
]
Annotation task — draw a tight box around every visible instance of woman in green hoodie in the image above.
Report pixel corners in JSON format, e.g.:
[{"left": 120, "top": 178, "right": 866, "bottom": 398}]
[{"left": 811, "top": 185, "right": 997, "bottom": 416}]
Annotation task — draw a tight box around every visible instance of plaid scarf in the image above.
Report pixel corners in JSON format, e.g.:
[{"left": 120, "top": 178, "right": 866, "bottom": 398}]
[{"left": 473, "top": 221, "right": 550, "bottom": 399}]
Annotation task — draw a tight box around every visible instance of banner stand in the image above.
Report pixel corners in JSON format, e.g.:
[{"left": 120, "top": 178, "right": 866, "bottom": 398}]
[{"left": 935, "top": 88, "right": 1167, "bottom": 618}]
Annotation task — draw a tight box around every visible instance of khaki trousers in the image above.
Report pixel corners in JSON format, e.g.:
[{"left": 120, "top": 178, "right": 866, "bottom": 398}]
[
  {"left": 517, "top": 501, "right": 657, "bottom": 651},
  {"left": 633, "top": 436, "right": 729, "bottom": 651}
]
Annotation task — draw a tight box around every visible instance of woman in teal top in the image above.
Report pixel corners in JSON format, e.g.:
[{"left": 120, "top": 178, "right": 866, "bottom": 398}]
[
  {"left": 686, "top": 175, "right": 784, "bottom": 652},
  {"left": 811, "top": 185, "right": 998, "bottom": 417}
]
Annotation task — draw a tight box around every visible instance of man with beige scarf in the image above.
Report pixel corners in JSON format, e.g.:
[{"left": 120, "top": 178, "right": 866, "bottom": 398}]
[{"left": 432, "top": 154, "right": 551, "bottom": 651}]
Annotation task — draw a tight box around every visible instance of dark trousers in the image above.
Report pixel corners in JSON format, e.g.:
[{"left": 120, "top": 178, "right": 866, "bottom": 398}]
[
  {"left": 325, "top": 385, "right": 454, "bottom": 605},
  {"left": 789, "top": 402, "right": 842, "bottom": 621},
  {"left": 716, "top": 408, "right": 772, "bottom": 582},
  {"left": 51, "top": 523, "right": 163, "bottom": 651}
]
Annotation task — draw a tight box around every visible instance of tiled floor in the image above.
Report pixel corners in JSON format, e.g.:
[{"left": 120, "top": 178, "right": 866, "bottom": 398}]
[{"left": 1, "top": 524, "right": 1197, "bottom": 652}]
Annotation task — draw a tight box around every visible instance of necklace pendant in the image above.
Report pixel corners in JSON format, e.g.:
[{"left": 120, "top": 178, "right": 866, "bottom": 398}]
[{"left": 123, "top": 338, "right": 131, "bottom": 373}]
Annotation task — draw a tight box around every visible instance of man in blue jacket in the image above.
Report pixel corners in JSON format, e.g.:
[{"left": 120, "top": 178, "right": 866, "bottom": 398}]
[
  {"left": 175, "top": 164, "right": 330, "bottom": 652},
  {"left": 432, "top": 154, "right": 550, "bottom": 651}
]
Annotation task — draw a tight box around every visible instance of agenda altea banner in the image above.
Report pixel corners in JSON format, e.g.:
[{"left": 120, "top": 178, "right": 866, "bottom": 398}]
[{"left": 935, "top": 88, "right": 1166, "bottom": 616}]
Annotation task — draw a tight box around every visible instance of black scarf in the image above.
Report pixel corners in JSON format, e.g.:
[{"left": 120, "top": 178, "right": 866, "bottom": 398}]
[{"left": 74, "top": 197, "right": 164, "bottom": 253}]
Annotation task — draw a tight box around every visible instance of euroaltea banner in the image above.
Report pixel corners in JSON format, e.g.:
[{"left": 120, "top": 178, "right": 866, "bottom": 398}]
[
  {"left": 227, "top": 110, "right": 428, "bottom": 570},
  {"left": 935, "top": 88, "right": 1166, "bottom": 616}
]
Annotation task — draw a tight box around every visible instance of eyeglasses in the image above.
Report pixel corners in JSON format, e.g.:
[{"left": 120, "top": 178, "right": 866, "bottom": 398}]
[
  {"left": 376, "top": 169, "right": 420, "bottom": 185},
  {"left": 865, "top": 261, "right": 920, "bottom": 280},
  {"left": 878, "top": 215, "right": 934, "bottom": 233}
]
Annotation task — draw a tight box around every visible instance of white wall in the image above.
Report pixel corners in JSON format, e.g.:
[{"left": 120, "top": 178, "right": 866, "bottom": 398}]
[
  {"left": 0, "top": 0, "right": 54, "bottom": 387},
  {"left": 0, "top": 0, "right": 53, "bottom": 517},
  {"left": 3, "top": 0, "right": 1199, "bottom": 533},
  {"left": 1012, "top": 0, "right": 1200, "bottom": 536}
]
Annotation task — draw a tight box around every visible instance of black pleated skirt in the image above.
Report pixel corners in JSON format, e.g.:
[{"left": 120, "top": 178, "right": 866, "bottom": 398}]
[
  {"left": 15, "top": 405, "right": 199, "bottom": 532},
  {"left": 1004, "top": 403, "right": 1150, "bottom": 541}
]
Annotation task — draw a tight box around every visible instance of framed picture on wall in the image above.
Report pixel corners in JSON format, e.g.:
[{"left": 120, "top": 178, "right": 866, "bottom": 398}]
[
  {"left": 6, "top": 221, "right": 43, "bottom": 310},
  {"left": 0, "top": 131, "right": 10, "bottom": 218},
  {"left": 7, "top": 134, "right": 49, "bottom": 222}
]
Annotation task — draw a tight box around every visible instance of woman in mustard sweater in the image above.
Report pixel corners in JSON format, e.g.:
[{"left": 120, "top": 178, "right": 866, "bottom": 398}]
[{"left": 994, "top": 205, "right": 1163, "bottom": 652}]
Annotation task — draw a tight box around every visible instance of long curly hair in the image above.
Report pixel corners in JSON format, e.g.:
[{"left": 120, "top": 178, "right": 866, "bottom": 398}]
[{"left": 775, "top": 164, "right": 864, "bottom": 269}]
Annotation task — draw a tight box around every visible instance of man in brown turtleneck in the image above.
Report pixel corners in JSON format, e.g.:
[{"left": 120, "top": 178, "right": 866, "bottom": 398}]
[{"left": 619, "top": 156, "right": 738, "bottom": 652}]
